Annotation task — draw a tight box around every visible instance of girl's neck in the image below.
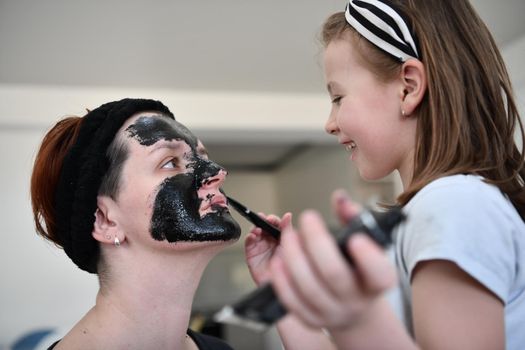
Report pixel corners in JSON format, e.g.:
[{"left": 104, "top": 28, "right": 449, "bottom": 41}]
[{"left": 398, "top": 148, "right": 415, "bottom": 190}]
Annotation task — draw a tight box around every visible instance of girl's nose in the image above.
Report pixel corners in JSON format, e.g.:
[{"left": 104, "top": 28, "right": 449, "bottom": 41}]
[{"left": 324, "top": 113, "right": 339, "bottom": 135}]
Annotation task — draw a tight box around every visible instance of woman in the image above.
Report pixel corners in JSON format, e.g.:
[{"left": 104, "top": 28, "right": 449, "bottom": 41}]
[{"left": 31, "top": 98, "right": 241, "bottom": 349}]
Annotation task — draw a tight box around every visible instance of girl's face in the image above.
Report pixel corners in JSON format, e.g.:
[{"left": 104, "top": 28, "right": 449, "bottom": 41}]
[
  {"left": 112, "top": 114, "right": 241, "bottom": 248},
  {"left": 323, "top": 37, "right": 417, "bottom": 182}
]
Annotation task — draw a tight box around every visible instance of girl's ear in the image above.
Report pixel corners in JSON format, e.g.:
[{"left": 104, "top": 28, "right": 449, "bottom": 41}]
[
  {"left": 92, "top": 196, "right": 125, "bottom": 246},
  {"left": 400, "top": 58, "right": 427, "bottom": 115}
]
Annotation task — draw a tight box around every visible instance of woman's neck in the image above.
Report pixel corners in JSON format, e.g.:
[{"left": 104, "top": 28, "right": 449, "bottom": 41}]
[{"left": 60, "top": 242, "right": 227, "bottom": 349}]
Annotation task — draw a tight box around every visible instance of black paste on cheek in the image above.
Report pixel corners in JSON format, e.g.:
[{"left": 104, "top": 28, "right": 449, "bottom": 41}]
[
  {"left": 125, "top": 116, "right": 198, "bottom": 147},
  {"left": 150, "top": 174, "right": 241, "bottom": 243}
]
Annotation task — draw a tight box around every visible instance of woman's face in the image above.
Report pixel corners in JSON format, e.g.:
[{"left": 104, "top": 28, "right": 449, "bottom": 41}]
[
  {"left": 323, "top": 37, "right": 417, "bottom": 181},
  {"left": 112, "top": 113, "right": 240, "bottom": 246}
]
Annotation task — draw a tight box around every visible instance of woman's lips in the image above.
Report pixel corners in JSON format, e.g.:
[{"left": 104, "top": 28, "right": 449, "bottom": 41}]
[{"left": 200, "top": 194, "right": 228, "bottom": 213}]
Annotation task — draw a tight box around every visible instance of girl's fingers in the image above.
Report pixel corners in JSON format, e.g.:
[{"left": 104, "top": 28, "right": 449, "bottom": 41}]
[
  {"left": 331, "top": 189, "right": 361, "bottom": 225},
  {"left": 271, "top": 253, "right": 335, "bottom": 327},
  {"left": 270, "top": 255, "right": 331, "bottom": 328},
  {"left": 270, "top": 211, "right": 397, "bottom": 330},
  {"left": 280, "top": 212, "right": 292, "bottom": 229},
  {"left": 262, "top": 213, "right": 281, "bottom": 226},
  {"left": 276, "top": 224, "right": 342, "bottom": 320},
  {"left": 296, "top": 210, "right": 356, "bottom": 299},
  {"left": 248, "top": 227, "right": 263, "bottom": 238},
  {"left": 347, "top": 234, "right": 397, "bottom": 293}
]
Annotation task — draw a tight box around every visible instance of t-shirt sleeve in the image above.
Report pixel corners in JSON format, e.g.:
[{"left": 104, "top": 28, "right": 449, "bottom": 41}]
[{"left": 399, "top": 180, "right": 516, "bottom": 302}]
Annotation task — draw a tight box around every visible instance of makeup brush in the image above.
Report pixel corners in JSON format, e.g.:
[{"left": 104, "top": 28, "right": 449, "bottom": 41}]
[{"left": 226, "top": 196, "right": 281, "bottom": 240}]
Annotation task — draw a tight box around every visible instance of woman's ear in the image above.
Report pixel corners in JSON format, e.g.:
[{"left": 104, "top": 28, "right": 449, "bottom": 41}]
[
  {"left": 400, "top": 58, "right": 427, "bottom": 115},
  {"left": 92, "top": 196, "right": 125, "bottom": 246}
]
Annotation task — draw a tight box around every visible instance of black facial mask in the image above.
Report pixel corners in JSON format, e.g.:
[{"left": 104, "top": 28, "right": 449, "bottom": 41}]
[{"left": 126, "top": 116, "right": 241, "bottom": 242}]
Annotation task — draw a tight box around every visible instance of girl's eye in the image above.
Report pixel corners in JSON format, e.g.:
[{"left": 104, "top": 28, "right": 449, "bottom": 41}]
[
  {"left": 161, "top": 158, "right": 179, "bottom": 169},
  {"left": 331, "top": 96, "right": 342, "bottom": 105}
]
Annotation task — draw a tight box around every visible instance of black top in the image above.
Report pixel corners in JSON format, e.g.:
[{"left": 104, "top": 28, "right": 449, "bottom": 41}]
[
  {"left": 187, "top": 328, "right": 234, "bottom": 350},
  {"left": 47, "top": 329, "right": 234, "bottom": 350}
]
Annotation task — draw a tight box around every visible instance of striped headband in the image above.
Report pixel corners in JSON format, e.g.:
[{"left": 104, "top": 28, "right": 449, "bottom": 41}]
[{"left": 345, "top": 0, "right": 420, "bottom": 62}]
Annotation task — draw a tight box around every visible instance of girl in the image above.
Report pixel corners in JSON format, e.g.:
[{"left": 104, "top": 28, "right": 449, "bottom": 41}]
[
  {"left": 245, "top": 0, "right": 525, "bottom": 348},
  {"left": 31, "top": 98, "right": 241, "bottom": 349}
]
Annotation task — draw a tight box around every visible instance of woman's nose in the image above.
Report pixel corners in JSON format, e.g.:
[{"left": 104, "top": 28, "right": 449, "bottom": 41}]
[{"left": 201, "top": 168, "right": 227, "bottom": 188}]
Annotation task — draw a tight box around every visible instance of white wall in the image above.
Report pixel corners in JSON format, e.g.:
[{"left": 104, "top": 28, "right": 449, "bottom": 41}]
[
  {"left": 0, "top": 128, "right": 99, "bottom": 347},
  {"left": 504, "top": 35, "right": 525, "bottom": 117},
  {"left": 275, "top": 145, "right": 399, "bottom": 229},
  {"left": 0, "top": 85, "right": 330, "bottom": 138}
]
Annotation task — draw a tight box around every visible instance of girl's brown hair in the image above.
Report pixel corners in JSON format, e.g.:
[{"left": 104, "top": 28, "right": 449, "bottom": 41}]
[{"left": 322, "top": 0, "right": 525, "bottom": 218}]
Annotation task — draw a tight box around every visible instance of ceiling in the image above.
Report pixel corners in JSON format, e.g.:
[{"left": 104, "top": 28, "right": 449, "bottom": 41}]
[{"left": 1, "top": 0, "right": 525, "bottom": 170}]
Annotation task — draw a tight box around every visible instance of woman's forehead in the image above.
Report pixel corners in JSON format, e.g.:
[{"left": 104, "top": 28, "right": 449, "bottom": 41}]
[{"left": 122, "top": 113, "right": 199, "bottom": 148}]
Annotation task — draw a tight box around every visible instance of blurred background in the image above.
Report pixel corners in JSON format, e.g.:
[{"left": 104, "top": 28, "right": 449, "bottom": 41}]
[{"left": 1, "top": 0, "right": 524, "bottom": 349}]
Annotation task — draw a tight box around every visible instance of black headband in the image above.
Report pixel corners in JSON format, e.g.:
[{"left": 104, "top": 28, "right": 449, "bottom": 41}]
[{"left": 54, "top": 98, "right": 175, "bottom": 273}]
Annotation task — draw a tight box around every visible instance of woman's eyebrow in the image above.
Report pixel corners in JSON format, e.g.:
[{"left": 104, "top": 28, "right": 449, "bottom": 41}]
[{"left": 148, "top": 140, "right": 185, "bottom": 154}]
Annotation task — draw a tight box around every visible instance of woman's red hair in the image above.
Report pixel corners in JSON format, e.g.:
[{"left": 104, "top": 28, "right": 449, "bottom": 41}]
[{"left": 31, "top": 117, "right": 83, "bottom": 246}]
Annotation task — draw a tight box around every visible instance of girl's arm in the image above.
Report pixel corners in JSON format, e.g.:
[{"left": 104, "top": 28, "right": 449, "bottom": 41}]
[{"left": 411, "top": 260, "right": 504, "bottom": 349}]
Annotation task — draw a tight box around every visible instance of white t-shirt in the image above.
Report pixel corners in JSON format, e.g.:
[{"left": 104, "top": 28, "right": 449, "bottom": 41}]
[{"left": 391, "top": 174, "right": 525, "bottom": 349}]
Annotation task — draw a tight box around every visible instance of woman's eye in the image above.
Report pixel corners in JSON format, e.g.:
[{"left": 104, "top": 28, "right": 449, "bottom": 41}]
[{"left": 161, "top": 158, "right": 179, "bottom": 169}]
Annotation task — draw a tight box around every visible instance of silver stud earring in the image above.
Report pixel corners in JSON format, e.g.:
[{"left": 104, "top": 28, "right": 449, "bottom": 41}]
[
  {"left": 114, "top": 236, "right": 121, "bottom": 247},
  {"left": 402, "top": 109, "right": 406, "bottom": 117}
]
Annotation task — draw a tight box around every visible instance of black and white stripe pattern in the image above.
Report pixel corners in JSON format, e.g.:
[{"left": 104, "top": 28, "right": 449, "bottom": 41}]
[{"left": 345, "top": 0, "right": 419, "bottom": 62}]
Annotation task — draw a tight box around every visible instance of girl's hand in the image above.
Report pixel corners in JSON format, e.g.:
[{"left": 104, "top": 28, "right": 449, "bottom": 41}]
[
  {"left": 269, "top": 190, "right": 397, "bottom": 331},
  {"left": 331, "top": 188, "right": 361, "bottom": 226},
  {"left": 245, "top": 212, "right": 292, "bottom": 285}
]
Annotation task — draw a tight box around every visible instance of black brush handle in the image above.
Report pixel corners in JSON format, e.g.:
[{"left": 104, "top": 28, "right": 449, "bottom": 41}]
[{"left": 226, "top": 196, "right": 281, "bottom": 240}]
